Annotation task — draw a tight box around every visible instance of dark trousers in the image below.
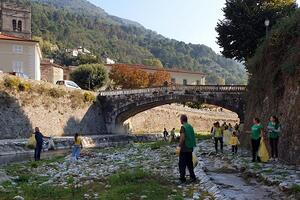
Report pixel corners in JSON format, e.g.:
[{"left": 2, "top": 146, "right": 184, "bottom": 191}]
[
  {"left": 214, "top": 137, "right": 223, "bottom": 153},
  {"left": 179, "top": 151, "right": 196, "bottom": 181},
  {"left": 34, "top": 145, "right": 42, "bottom": 161},
  {"left": 163, "top": 133, "right": 168, "bottom": 141},
  {"left": 251, "top": 138, "right": 261, "bottom": 162},
  {"left": 232, "top": 145, "right": 238, "bottom": 154},
  {"left": 269, "top": 138, "right": 279, "bottom": 158}
]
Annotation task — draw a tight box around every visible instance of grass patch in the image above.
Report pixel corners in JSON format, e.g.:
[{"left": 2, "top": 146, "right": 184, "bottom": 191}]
[
  {"left": 1, "top": 167, "right": 183, "bottom": 200},
  {"left": 101, "top": 169, "right": 182, "bottom": 200},
  {"left": 0, "top": 182, "right": 105, "bottom": 200},
  {"left": 138, "top": 141, "right": 170, "bottom": 150},
  {"left": 252, "top": 163, "right": 262, "bottom": 170},
  {"left": 290, "top": 184, "right": 300, "bottom": 194},
  {"left": 195, "top": 132, "right": 211, "bottom": 140},
  {"left": 262, "top": 168, "right": 273, "bottom": 173}
]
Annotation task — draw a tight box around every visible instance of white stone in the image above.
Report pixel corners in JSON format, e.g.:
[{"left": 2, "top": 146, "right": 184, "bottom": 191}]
[{"left": 13, "top": 196, "right": 24, "bottom": 200}]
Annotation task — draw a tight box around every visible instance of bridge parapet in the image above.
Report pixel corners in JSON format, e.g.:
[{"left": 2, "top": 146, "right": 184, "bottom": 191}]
[{"left": 99, "top": 85, "right": 246, "bottom": 96}]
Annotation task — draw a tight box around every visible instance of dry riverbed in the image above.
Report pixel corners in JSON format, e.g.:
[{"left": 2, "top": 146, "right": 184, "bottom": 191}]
[{"left": 0, "top": 140, "right": 299, "bottom": 200}]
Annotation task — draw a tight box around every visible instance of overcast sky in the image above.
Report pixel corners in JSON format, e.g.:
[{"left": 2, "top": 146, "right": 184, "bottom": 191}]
[{"left": 90, "top": 0, "right": 300, "bottom": 54}]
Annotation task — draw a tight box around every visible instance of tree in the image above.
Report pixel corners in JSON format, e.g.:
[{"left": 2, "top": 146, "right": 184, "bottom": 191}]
[
  {"left": 148, "top": 71, "right": 171, "bottom": 87},
  {"left": 70, "top": 64, "right": 108, "bottom": 90},
  {"left": 206, "top": 74, "right": 226, "bottom": 85},
  {"left": 109, "top": 65, "right": 149, "bottom": 89},
  {"left": 142, "top": 58, "right": 164, "bottom": 68},
  {"left": 216, "top": 0, "right": 297, "bottom": 62}
]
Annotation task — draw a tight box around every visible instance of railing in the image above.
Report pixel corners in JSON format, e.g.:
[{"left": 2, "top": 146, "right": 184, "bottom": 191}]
[{"left": 99, "top": 85, "right": 247, "bottom": 96}]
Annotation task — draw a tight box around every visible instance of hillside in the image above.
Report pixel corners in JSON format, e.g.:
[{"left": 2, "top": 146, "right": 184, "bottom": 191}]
[{"left": 21, "top": 0, "right": 247, "bottom": 84}]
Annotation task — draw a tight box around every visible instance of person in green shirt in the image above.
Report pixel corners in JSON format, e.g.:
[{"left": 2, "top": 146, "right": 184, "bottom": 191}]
[
  {"left": 251, "top": 118, "right": 263, "bottom": 162},
  {"left": 178, "top": 114, "right": 196, "bottom": 183},
  {"left": 267, "top": 116, "right": 281, "bottom": 161}
]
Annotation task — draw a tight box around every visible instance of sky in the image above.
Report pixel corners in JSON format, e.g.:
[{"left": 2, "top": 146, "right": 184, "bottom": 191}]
[{"left": 89, "top": 0, "right": 300, "bottom": 54}]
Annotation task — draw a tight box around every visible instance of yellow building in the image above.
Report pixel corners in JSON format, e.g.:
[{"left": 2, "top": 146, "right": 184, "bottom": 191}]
[{"left": 0, "top": 33, "right": 42, "bottom": 80}]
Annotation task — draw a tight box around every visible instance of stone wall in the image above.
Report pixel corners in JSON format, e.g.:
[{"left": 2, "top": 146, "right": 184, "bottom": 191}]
[
  {"left": 242, "top": 12, "right": 300, "bottom": 164},
  {"left": 0, "top": 74, "right": 107, "bottom": 139},
  {"left": 125, "top": 104, "right": 239, "bottom": 133}
]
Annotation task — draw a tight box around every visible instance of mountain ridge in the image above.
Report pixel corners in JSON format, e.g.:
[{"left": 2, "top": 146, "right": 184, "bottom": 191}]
[{"left": 20, "top": 0, "right": 247, "bottom": 84}]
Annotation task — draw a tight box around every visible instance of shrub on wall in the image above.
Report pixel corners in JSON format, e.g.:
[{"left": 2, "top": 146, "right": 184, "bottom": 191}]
[
  {"left": 4, "top": 77, "right": 21, "bottom": 89},
  {"left": 46, "top": 88, "right": 67, "bottom": 98},
  {"left": 83, "top": 92, "right": 96, "bottom": 103},
  {"left": 3, "top": 77, "right": 32, "bottom": 92},
  {"left": 18, "top": 82, "right": 31, "bottom": 92}
]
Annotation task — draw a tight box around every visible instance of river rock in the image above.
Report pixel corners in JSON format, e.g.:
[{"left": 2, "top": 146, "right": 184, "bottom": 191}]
[{"left": 13, "top": 196, "right": 24, "bottom": 200}]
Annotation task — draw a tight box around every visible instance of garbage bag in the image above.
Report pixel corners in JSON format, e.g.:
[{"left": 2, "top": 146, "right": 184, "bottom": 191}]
[
  {"left": 192, "top": 153, "right": 198, "bottom": 168},
  {"left": 48, "top": 138, "right": 55, "bottom": 150},
  {"left": 223, "top": 130, "right": 232, "bottom": 145},
  {"left": 258, "top": 138, "right": 269, "bottom": 163},
  {"left": 26, "top": 134, "right": 36, "bottom": 149}
]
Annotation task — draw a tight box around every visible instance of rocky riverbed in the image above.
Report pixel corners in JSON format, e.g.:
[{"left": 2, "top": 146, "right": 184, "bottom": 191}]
[{"left": 0, "top": 139, "right": 299, "bottom": 200}]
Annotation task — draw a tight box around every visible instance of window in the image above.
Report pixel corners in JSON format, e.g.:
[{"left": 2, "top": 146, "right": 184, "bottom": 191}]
[
  {"left": 13, "top": 45, "right": 23, "bottom": 53},
  {"left": 17, "top": 20, "right": 22, "bottom": 32},
  {"left": 196, "top": 80, "right": 201, "bottom": 85},
  {"left": 12, "top": 19, "right": 17, "bottom": 31},
  {"left": 12, "top": 61, "right": 23, "bottom": 73},
  {"left": 183, "top": 79, "right": 187, "bottom": 85},
  {"left": 171, "top": 78, "right": 176, "bottom": 84}
]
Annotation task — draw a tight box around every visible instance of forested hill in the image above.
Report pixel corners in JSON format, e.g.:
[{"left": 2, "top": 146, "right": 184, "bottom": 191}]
[{"left": 22, "top": 0, "right": 247, "bottom": 84}]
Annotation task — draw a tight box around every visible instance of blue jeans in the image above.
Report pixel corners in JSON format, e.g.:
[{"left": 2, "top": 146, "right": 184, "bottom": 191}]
[{"left": 72, "top": 145, "right": 81, "bottom": 159}]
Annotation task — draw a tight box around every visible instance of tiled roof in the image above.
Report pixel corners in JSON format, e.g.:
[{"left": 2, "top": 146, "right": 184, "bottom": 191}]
[
  {"left": 0, "top": 33, "right": 38, "bottom": 42},
  {"left": 106, "top": 63, "right": 206, "bottom": 76}
]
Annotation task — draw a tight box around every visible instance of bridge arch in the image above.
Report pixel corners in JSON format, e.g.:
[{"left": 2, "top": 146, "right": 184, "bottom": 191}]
[{"left": 99, "top": 85, "right": 246, "bottom": 134}]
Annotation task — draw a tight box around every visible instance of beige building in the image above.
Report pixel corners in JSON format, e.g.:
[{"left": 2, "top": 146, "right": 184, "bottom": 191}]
[
  {"left": 105, "top": 64, "right": 206, "bottom": 85},
  {"left": 40, "top": 59, "right": 64, "bottom": 84},
  {"left": 0, "top": 33, "right": 42, "bottom": 80}
]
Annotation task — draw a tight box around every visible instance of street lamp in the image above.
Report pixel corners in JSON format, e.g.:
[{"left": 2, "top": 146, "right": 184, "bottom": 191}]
[{"left": 264, "top": 19, "right": 270, "bottom": 38}]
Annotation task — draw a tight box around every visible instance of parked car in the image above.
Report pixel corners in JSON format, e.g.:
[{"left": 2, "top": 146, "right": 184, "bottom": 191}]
[{"left": 56, "top": 80, "right": 81, "bottom": 89}]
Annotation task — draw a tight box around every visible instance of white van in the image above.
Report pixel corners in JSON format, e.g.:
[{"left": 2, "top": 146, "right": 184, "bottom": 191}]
[{"left": 56, "top": 80, "right": 81, "bottom": 89}]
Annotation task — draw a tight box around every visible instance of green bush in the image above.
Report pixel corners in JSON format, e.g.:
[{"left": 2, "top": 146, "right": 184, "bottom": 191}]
[
  {"left": 70, "top": 63, "right": 108, "bottom": 90},
  {"left": 83, "top": 92, "right": 96, "bottom": 103}
]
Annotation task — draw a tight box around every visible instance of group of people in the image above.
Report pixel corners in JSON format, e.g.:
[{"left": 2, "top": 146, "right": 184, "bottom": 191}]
[
  {"left": 250, "top": 116, "right": 280, "bottom": 162},
  {"left": 211, "top": 122, "right": 240, "bottom": 155},
  {"left": 210, "top": 116, "right": 281, "bottom": 163},
  {"left": 32, "top": 127, "right": 83, "bottom": 161},
  {"left": 163, "top": 127, "right": 176, "bottom": 142}
]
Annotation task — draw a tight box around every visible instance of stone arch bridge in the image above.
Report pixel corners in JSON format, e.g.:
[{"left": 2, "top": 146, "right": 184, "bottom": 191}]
[{"left": 99, "top": 85, "right": 246, "bottom": 134}]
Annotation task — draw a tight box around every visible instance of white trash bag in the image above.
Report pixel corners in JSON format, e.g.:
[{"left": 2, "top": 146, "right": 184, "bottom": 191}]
[{"left": 48, "top": 137, "right": 55, "bottom": 150}]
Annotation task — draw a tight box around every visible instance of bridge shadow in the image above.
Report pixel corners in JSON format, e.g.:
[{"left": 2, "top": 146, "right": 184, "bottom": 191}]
[
  {"left": 63, "top": 100, "right": 108, "bottom": 136},
  {"left": 0, "top": 91, "right": 33, "bottom": 139}
]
